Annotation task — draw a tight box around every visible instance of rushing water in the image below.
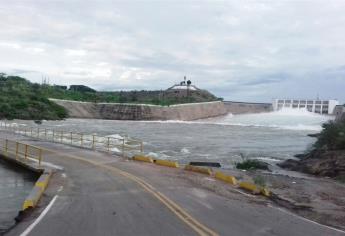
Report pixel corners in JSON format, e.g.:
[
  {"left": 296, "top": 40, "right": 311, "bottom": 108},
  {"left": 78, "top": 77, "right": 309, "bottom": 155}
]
[
  {"left": 0, "top": 108, "right": 332, "bottom": 231},
  {"left": 10, "top": 108, "right": 332, "bottom": 168},
  {"left": 0, "top": 160, "right": 37, "bottom": 233}
]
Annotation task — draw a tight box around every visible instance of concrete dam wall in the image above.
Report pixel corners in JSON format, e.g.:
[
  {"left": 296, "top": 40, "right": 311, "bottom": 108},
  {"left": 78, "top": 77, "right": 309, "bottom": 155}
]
[
  {"left": 223, "top": 101, "right": 273, "bottom": 114},
  {"left": 334, "top": 105, "right": 345, "bottom": 122},
  {"left": 51, "top": 99, "right": 228, "bottom": 121}
]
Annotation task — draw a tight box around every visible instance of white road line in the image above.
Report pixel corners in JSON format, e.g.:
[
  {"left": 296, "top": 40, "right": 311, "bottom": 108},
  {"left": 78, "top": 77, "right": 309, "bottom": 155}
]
[
  {"left": 268, "top": 204, "right": 345, "bottom": 234},
  {"left": 20, "top": 195, "right": 59, "bottom": 236}
]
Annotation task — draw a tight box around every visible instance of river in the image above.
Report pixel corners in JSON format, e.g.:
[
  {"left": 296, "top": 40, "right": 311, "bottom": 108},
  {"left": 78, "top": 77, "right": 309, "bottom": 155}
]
[
  {"left": 10, "top": 108, "right": 332, "bottom": 167},
  {"left": 0, "top": 160, "right": 37, "bottom": 234},
  {"left": 0, "top": 108, "right": 332, "bottom": 232}
]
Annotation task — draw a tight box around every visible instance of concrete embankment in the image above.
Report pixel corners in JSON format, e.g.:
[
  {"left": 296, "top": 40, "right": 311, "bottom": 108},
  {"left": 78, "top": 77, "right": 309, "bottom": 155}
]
[
  {"left": 334, "top": 105, "right": 345, "bottom": 122},
  {"left": 223, "top": 101, "right": 273, "bottom": 114},
  {"left": 50, "top": 99, "right": 228, "bottom": 120}
]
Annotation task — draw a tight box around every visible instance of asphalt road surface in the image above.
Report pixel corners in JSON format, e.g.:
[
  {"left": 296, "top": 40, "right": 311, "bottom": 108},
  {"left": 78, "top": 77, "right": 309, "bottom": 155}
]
[{"left": 2, "top": 131, "right": 344, "bottom": 236}]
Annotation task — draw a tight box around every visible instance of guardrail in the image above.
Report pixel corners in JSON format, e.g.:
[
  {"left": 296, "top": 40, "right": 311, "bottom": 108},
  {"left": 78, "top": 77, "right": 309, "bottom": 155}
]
[
  {"left": 0, "top": 122, "right": 143, "bottom": 157},
  {"left": 0, "top": 138, "right": 43, "bottom": 166}
]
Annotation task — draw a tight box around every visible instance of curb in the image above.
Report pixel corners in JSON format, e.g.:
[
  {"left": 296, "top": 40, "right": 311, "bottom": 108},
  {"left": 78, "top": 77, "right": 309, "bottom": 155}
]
[
  {"left": 214, "top": 171, "right": 237, "bottom": 185},
  {"left": 154, "top": 159, "right": 179, "bottom": 168},
  {"left": 131, "top": 155, "right": 272, "bottom": 198},
  {"left": 133, "top": 155, "right": 154, "bottom": 163},
  {"left": 23, "top": 169, "right": 53, "bottom": 210},
  {"left": 185, "top": 165, "right": 212, "bottom": 175}
]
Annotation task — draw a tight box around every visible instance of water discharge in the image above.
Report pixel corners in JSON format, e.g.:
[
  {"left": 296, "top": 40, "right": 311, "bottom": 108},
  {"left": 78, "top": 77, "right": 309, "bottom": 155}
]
[
  {"left": 6, "top": 108, "right": 332, "bottom": 168},
  {"left": 0, "top": 108, "right": 333, "bottom": 231}
]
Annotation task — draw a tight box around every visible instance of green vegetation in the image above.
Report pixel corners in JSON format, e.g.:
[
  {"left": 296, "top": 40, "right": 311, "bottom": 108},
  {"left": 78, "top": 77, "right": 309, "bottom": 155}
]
[
  {"left": 45, "top": 88, "right": 217, "bottom": 106},
  {"left": 314, "top": 119, "right": 345, "bottom": 150},
  {"left": 236, "top": 159, "right": 269, "bottom": 171},
  {"left": 253, "top": 176, "right": 266, "bottom": 187},
  {"left": 0, "top": 73, "right": 219, "bottom": 119},
  {"left": 0, "top": 74, "right": 67, "bottom": 120}
]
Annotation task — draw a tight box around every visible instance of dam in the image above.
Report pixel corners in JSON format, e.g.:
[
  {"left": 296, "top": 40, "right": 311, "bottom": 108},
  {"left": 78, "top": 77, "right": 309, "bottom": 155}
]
[{"left": 50, "top": 99, "right": 272, "bottom": 121}]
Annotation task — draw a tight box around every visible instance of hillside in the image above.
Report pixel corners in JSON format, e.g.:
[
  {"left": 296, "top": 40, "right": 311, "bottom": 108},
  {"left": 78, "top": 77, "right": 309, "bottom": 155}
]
[
  {"left": 0, "top": 74, "right": 67, "bottom": 120},
  {"left": 0, "top": 74, "right": 220, "bottom": 120},
  {"left": 45, "top": 86, "right": 220, "bottom": 105}
]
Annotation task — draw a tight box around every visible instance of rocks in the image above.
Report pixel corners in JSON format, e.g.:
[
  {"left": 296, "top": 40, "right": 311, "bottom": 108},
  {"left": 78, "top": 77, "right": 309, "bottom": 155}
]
[{"left": 279, "top": 150, "right": 345, "bottom": 178}]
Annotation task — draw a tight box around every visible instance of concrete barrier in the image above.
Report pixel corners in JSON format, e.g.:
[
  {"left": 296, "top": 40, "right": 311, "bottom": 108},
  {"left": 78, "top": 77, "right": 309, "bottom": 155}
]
[
  {"left": 214, "top": 171, "right": 237, "bottom": 185},
  {"left": 23, "top": 186, "right": 44, "bottom": 210},
  {"left": 260, "top": 187, "right": 271, "bottom": 197},
  {"left": 133, "top": 155, "right": 154, "bottom": 163},
  {"left": 35, "top": 170, "right": 52, "bottom": 191},
  {"left": 184, "top": 165, "right": 212, "bottom": 175},
  {"left": 154, "top": 159, "right": 179, "bottom": 168},
  {"left": 23, "top": 169, "right": 53, "bottom": 210},
  {"left": 239, "top": 182, "right": 260, "bottom": 194}
]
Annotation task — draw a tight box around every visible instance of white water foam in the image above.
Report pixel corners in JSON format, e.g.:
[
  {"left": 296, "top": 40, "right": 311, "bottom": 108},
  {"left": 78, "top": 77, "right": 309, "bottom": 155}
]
[{"left": 139, "top": 108, "right": 332, "bottom": 131}]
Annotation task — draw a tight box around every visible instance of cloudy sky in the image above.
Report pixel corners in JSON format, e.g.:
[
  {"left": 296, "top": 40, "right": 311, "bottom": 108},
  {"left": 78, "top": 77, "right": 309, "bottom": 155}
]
[{"left": 1, "top": 0, "right": 345, "bottom": 102}]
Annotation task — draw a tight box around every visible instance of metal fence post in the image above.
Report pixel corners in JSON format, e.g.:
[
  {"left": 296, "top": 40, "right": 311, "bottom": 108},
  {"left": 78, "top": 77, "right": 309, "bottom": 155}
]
[
  {"left": 61, "top": 131, "right": 63, "bottom": 143},
  {"left": 107, "top": 137, "right": 110, "bottom": 152},
  {"left": 53, "top": 130, "right": 55, "bottom": 142},
  {"left": 70, "top": 132, "right": 73, "bottom": 144},
  {"left": 25, "top": 145, "right": 28, "bottom": 160},
  {"left": 92, "top": 135, "right": 95, "bottom": 149},
  {"left": 15, "top": 142, "right": 19, "bottom": 160},
  {"left": 38, "top": 149, "right": 42, "bottom": 167},
  {"left": 122, "top": 139, "right": 125, "bottom": 157},
  {"left": 140, "top": 142, "right": 143, "bottom": 153},
  {"left": 80, "top": 134, "right": 83, "bottom": 147},
  {"left": 30, "top": 127, "right": 33, "bottom": 137},
  {"left": 5, "top": 139, "right": 8, "bottom": 154}
]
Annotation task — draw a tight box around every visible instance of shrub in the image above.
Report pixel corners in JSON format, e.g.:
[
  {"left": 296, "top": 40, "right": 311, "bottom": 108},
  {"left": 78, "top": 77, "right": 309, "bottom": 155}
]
[
  {"left": 236, "top": 159, "right": 269, "bottom": 170},
  {"left": 314, "top": 120, "right": 345, "bottom": 150}
]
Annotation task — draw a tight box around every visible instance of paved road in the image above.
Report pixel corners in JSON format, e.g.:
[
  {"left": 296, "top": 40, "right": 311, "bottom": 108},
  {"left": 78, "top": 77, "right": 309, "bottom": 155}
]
[{"left": 2, "top": 132, "right": 345, "bottom": 236}]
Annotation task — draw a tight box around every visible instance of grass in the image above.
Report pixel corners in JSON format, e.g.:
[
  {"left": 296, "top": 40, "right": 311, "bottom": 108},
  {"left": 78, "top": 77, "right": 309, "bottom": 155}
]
[{"left": 236, "top": 159, "right": 269, "bottom": 171}]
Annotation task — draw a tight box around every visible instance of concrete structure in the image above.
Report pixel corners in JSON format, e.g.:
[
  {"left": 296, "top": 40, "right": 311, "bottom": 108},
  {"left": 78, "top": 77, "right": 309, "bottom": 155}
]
[
  {"left": 272, "top": 99, "right": 339, "bottom": 114},
  {"left": 167, "top": 77, "right": 199, "bottom": 91},
  {"left": 223, "top": 101, "right": 273, "bottom": 114},
  {"left": 51, "top": 99, "right": 227, "bottom": 121},
  {"left": 334, "top": 105, "right": 345, "bottom": 122}
]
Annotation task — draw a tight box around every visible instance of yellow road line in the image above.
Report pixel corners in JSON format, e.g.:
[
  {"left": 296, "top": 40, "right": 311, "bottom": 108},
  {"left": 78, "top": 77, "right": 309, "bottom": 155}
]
[{"left": 39, "top": 146, "right": 219, "bottom": 236}]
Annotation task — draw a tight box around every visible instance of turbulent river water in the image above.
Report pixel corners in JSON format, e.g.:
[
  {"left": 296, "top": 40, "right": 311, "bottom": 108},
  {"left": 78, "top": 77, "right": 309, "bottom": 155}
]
[
  {"left": 0, "top": 108, "right": 333, "bottom": 232},
  {"left": 14, "top": 108, "right": 333, "bottom": 167},
  {"left": 0, "top": 160, "right": 36, "bottom": 233}
]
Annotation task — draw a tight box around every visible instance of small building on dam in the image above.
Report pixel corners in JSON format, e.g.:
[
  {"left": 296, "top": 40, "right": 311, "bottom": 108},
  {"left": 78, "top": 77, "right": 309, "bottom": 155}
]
[{"left": 272, "top": 99, "right": 339, "bottom": 114}]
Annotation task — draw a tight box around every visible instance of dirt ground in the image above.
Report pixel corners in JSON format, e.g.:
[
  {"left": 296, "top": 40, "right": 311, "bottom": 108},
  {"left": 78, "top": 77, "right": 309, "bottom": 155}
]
[{"left": 181, "top": 166, "right": 345, "bottom": 231}]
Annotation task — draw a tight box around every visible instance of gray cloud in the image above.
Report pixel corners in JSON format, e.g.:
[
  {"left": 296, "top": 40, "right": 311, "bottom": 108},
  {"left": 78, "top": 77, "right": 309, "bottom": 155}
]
[{"left": 0, "top": 1, "right": 344, "bottom": 102}]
